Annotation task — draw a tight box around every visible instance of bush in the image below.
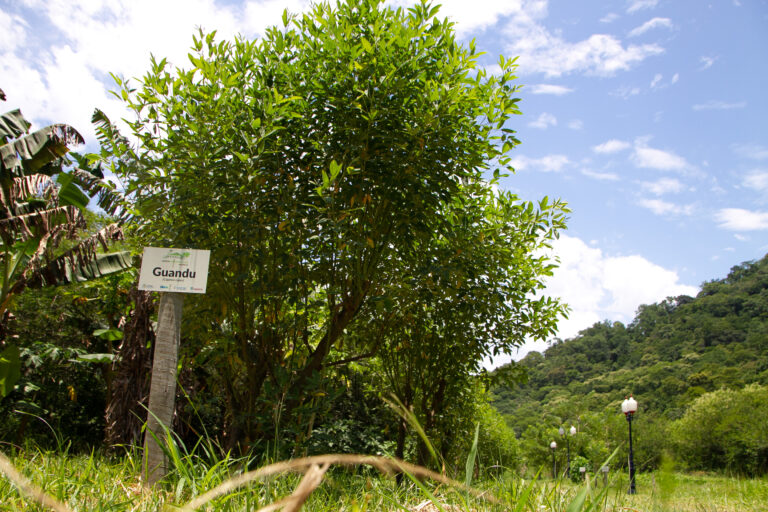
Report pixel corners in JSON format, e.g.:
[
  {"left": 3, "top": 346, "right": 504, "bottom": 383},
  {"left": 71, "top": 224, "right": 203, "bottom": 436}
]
[
  {"left": 670, "top": 384, "right": 768, "bottom": 475},
  {"left": 474, "top": 401, "right": 520, "bottom": 475},
  {"left": 570, "top": 455, "right": 591, "bottom": 482}
]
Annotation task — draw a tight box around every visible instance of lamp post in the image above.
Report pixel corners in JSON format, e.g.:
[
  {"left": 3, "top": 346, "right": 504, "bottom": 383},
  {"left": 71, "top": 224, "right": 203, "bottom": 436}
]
[
  {"left": 559, "top": 427, "right": 564, "bottom": 478},
  {"left": 560, "top": 425, "right": 576, "bottom": 478},
  {"left": 550, "top": 441, "right": 557, "bottom": 479},
  {"left": 621, "top": 395, "right": 638, "bottom": 494}
]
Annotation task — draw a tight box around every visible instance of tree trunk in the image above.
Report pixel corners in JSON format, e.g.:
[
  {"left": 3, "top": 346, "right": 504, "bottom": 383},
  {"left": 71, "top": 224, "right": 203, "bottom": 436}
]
[
  {"left": 105, "top": 287, "right": 154, "bottom": 447},
  {"left": 395, "top": 417, "right": 407, "bottom": 485},
  {"left": 143, "top": 292, "right": 184, "bottom": 485}
]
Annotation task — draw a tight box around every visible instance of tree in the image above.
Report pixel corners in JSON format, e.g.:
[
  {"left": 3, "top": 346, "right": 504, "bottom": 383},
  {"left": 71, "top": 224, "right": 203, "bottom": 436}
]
[
  {"left": 671, "top": 384, "right": 768, "bottom": 475},
  {"left": 110, "top": 0, "right": 541, "bottom": 447},
  {"left": 0, "top": 86, "right": 131, "bottom": 397},
  {"left": 374, "top": 186, "right": 566, "bottom": 466}
]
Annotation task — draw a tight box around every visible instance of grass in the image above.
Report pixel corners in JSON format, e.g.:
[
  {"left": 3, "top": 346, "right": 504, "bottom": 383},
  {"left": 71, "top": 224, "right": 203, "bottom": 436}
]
[{"left": 2, "top": 447, "right": 768, "bottom": 511}]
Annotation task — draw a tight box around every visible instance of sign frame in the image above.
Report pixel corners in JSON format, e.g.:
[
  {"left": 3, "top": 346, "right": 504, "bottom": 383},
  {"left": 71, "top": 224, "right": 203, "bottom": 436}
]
[{"left": 138, "top": 247, "right": 210, "bottom": 294}]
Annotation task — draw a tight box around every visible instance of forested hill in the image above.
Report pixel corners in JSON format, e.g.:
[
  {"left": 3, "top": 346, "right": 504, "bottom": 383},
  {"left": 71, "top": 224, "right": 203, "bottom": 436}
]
[{"left": 492, "top": 254, "right": 768, "bottom": 435}]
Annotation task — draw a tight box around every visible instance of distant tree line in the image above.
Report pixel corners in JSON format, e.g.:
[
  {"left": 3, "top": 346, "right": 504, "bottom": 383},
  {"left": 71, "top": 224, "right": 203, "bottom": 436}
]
[{"left": 492, "top": 255, "right": 768, "bottom": 475}]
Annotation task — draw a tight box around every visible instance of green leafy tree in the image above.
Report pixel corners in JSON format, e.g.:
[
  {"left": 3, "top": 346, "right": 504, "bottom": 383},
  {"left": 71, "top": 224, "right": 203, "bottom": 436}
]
[
  {"left": 671, "top": 384, "right": 768, "bottom": 475},
  {"left": 108, "top": 0, "right": 529, "bottom": 446},
  {"left": 375, "top": 187, "right": 566, "bottom": 467}
]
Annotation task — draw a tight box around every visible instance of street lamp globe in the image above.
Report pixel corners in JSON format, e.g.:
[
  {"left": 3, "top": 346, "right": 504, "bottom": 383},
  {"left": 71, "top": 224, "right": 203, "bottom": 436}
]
[
  {"left": 622, "top": 396, "right": 638, "bottom": 415},
  {"left": 550, "top": 441, "right": 557, "bottom": 450},
  {"left": 559, "top": 426, "right": 565, "bottom": 436},
  {"left": 569, "top": 425, "right": 577, "bottom": 436}
]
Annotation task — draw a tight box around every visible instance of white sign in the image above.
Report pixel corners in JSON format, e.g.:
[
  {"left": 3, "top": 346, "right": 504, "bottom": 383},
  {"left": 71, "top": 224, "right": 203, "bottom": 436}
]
[{"left": 138, "top": 247, "right": 210, "bottom": 294}]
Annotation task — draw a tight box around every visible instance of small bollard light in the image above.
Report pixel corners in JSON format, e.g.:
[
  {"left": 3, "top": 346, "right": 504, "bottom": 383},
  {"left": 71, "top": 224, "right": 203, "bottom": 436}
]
[{"left": 601, "top": 465, "right": 609, "bottom": 487}]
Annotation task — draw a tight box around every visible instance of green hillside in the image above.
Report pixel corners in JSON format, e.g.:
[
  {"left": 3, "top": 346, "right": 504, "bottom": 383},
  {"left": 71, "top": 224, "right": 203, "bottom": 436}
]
[{"left": 491, "top": 254, "right": 768, "bottom": 473}]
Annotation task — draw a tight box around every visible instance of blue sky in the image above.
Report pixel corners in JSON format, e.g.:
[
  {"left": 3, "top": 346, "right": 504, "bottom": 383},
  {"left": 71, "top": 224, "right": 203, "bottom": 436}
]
[{"left": 1, "top": 0, "right": 766, "bottom": 361}]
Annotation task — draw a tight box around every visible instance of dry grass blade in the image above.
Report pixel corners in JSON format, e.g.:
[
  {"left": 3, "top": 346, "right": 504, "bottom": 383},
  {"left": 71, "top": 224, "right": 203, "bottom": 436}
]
[
  {"left": 0, "top": 451, "right": 73, "bottom": 512},
  {"left": 180, "top": 454, "right": 499, "bottom": 512},
  {"left": 254, "top": 462, "right": 331, "bottom": 512}
]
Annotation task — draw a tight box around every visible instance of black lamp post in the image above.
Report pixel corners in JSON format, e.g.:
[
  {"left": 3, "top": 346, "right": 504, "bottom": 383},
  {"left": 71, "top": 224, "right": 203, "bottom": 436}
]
[
  {"left": 621, "top": 395, "right": 638, "bottom": 494},
  {"left": 560, "top": 425, "right": 577, "bottom": 478},
  {"left": 550, "top": 441, "right": 557, "bottom": 479}
]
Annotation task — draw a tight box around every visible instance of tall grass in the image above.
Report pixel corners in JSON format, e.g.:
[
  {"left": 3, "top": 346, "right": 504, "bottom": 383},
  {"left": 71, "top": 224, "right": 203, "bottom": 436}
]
[{"left": 2, "top": 439, "right": 768, "bottom": 511}]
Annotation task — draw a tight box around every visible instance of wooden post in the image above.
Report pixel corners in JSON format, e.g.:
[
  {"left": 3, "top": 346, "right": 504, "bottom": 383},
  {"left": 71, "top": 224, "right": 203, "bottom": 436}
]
[{"left": 143, "top": 292, "right": 184, "bottom": 485}]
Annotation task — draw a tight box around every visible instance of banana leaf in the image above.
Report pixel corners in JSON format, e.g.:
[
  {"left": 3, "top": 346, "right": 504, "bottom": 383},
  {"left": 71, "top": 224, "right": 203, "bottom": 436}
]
[
  {"left": 0, "top": 205, "right": 83, "bottom": 241},
  {"left": 0, "top": 124, "right": 83, "bottom": 178},
  {"left": 0, "top": 109, "right": 31, "bottom": 143},
  {"left": 29, "top": 250, "right": 132, "bottom": 288},
  {"left": 56, "top": 171, "right": 90, "bottom": 209},
  {"left": 0, "top": 345, "right": 21, "bottom": 398},
  {"left": 70, "top": 167, "right": 129, "bottom": 221}
]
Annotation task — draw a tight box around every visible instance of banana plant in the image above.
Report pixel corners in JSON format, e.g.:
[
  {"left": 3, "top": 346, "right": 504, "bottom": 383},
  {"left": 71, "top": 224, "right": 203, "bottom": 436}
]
[{"left": 0, "top": 86, "right": 132, "bottom": 360}]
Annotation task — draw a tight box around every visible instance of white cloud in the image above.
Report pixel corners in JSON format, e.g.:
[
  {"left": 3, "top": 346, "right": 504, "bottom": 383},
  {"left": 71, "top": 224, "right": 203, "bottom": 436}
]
[
  {"left": 245, "top": 0, "right": 313, "bottom": 33},
  {"left": 650, "top": 72, "right": 678, "bottom": 90},
  {"left": 529, "top": 112, "right": 557, "bottom": 129},
  {"left": 593, "top": 139, "right": 631, "bottom": 154},
  {"left": 543, "top": 235, "right": 698, "bottom": 340},
  {"left": 628, "top": 17, "right": 673, "bottom": 38},
  {"left": 387, "top": 0, "right": 528, "bottom": 37},
  {"left": 637, "top": 198, "right": 693, "bottom": 216},
  {"left": 529, "top": 84, "right": 574, "bottom": 95},
  {"left": 627, "top": 0, "right": 659, "bottom": 13},
  {"left": 489, "top": 235, "right": 699, "bottom": 364},
  {"left": 632, "top": 143, "right": 689, "bottom": 171},
  {"left": 692, "top": 100, "right": 747, "bottom": 111},
  {"left": 581, "top": 169, "right": 619, "bottom": 181},
  {"left": 503, "top": 6, "right": 663, "bottom": 77},
  {"left": 733, "top": 144, "right": 768, "bottom": 161},
  {"left": 568, "top": 119, "right": 584, "bottom": 130},
  {"left": 612, "top": 85, "right": 642, "bottom": 98},
  {"left": 699, "top": 56, "right": 716, "bottom": 70},
  {"left": 600, "top": 13, "right": 620, "bottom": 23},
  {"left": 744, "top": 170, "right": 768, "bottom": 191},
  {"left": 0, "top": 10, "right": 28, "bottom": 51},
  {"left": 640, "top": 177, "right": 684, "bottom": 195},
  {"left": 1, "top": 0, "right": 302, "bottom": 143},
  {"left": 510, "top": 154, "right": 570, "bottom": 172},
  {"left": 716, "top": 208, "right": 768, "bottom": 231}
]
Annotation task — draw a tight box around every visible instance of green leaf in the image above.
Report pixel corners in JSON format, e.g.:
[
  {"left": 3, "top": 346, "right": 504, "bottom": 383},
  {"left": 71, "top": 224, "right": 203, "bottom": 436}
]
[
  {"left": 512, "top": 469, "right": 541, "bottom": 512},
  {"left": 0, "top": 109, "right": 31, "bottom": 143},
  {"left": 76, "top": 353, "right": 115, "bottom": 364},
  {"left": 56, "top": 172, "right": 90, "bottom": 209},
  {"left": 0, "top": 345, "right": 21, "bottom": 398},
  {"left": 464, "top": 422, "right": 480, "bottom": 487},
  {"left": 0, "top": 124, "right": 83, "bottom": 178},
  {"left": 27, "top": 250, "right": 132, "bottom": 289},
  {"left": 329, "top": 159, "right": 341, "bottom": 180},
  {"left": 565, "top": 486, "right": 589, "bottom": 512},
  {"left": 93, "top": 328, "right": 124, "bottom": 341}
]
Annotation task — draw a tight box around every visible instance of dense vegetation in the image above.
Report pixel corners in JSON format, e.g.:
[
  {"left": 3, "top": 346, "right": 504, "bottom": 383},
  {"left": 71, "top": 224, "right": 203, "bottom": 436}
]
[
  {"left": 0, "top": 0, "right": 566, "bottom": 480},
  {"left": 492, "top": 254, "right": 768, "bottom": 475},
  {"left": 2, "top": 6, "right": 767, "bottom": 509}
]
